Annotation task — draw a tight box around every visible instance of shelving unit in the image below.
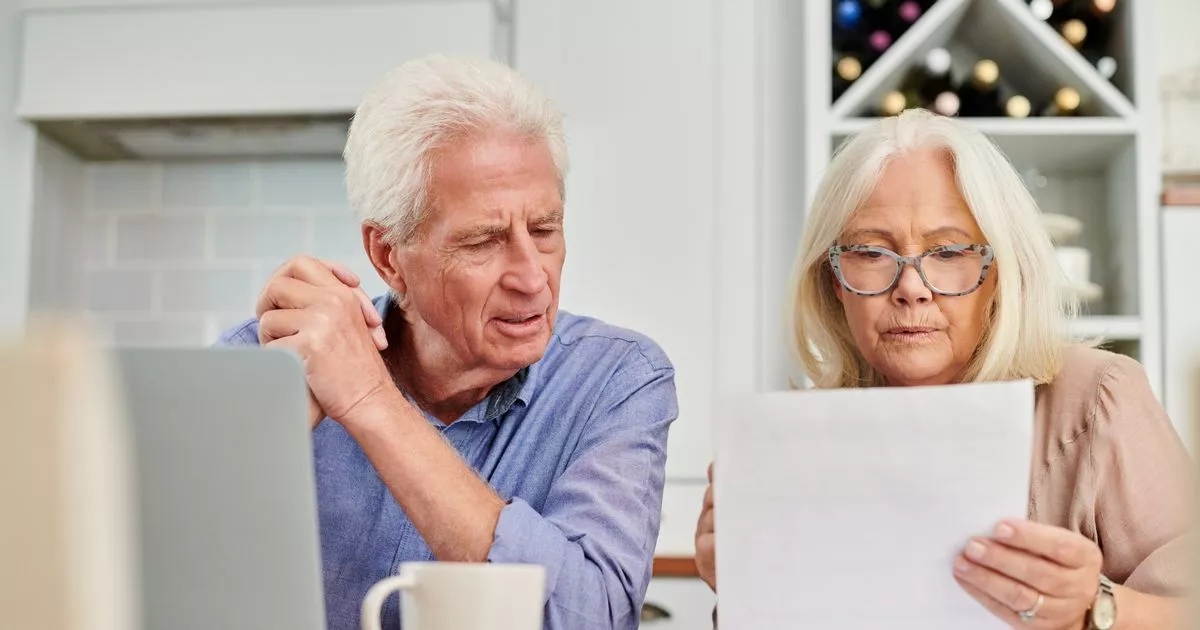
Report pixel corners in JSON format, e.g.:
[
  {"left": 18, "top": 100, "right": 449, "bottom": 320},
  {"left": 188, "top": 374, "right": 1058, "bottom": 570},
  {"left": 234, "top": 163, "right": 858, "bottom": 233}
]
[
  {"left": 790, "top": 0, "right": 1162, "bottom": 395},
  {"left": 1066, "top": 315, "right": 1143, "bottom": 341}
]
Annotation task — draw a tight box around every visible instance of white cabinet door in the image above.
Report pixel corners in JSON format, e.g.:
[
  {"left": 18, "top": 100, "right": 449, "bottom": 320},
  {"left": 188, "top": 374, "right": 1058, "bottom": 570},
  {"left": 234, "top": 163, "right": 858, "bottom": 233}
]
[
  {"left": 642, "top": 578, "right": 716, "bottom": 629},
  {"left": 514, "top": 0, "right": 760, "bottom": 480},
  {"left": 656, "top": 481, "right": 707, "bottom": 557},
  {"left": 18, "top": 1, "right": 494, "bottom": 119},
  {"left": 1163, "top": 206, "right": 1200, "bottom": 449}
]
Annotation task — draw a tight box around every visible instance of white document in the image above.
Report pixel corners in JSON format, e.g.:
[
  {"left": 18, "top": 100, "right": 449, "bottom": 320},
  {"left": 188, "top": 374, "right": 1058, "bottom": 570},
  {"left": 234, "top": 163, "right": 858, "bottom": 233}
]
[{"left": 714, "top": 380, "right": 1033, "bottom": 629}]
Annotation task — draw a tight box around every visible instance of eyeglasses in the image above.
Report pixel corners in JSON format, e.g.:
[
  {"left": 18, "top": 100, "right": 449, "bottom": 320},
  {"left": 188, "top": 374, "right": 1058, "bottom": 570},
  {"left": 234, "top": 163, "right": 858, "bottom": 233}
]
[{"left": 828, "top": 244, "right": 994, "bottom": 297}]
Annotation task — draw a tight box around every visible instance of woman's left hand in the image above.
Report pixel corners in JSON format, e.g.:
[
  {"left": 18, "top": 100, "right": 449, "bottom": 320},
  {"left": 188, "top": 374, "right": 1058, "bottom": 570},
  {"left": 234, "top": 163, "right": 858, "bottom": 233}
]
[{"left": 953, "top": 519, "right": 1103, "bottom": 629}]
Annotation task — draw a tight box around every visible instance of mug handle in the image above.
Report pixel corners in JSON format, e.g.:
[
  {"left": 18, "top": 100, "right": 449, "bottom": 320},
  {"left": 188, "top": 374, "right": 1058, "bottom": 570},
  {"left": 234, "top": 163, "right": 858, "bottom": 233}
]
[{"left": 361, "top": 574, "right": 416, "bottom": 630}]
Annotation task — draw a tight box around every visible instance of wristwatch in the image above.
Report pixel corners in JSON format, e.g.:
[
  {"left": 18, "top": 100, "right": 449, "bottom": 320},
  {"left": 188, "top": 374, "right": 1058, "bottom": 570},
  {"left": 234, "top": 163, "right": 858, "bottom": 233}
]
[{"left": 1087, "top": 575, "right": 1117, "bottom": 630}]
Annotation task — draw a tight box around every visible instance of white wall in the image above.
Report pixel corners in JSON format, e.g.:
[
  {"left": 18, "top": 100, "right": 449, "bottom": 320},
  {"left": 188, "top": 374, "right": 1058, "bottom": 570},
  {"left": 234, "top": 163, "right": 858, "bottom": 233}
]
[
  {"left": 1156, "top": 0, "right": 1200, "bottom": 78},
  {"left": 1163, "top": 207, "right": 1200, "bottom": 450},
  {"left": 0, "top": 0, "right": 36, "bottom": 334},
  {"left": 515, "top": 0, "right": 725, "bottom": 484}
]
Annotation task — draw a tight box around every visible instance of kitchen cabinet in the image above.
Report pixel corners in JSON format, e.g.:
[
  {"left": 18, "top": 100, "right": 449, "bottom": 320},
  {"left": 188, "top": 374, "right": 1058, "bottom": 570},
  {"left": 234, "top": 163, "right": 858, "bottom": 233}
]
[
  {"left": 18, "top": 1, "right": 495, "bottom": 119},
  {"left": 642, "top": 578, "right": 715, "bottom": 629}
]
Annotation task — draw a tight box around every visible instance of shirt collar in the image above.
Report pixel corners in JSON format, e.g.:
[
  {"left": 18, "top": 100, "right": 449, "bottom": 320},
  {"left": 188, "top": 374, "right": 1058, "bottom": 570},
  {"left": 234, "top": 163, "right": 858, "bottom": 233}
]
[{"left": 374, "top": 294, "right": 537, "bottom": 424}]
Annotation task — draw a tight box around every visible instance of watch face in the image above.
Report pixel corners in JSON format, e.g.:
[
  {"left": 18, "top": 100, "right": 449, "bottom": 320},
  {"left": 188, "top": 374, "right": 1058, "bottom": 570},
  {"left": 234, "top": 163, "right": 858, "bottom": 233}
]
[{"left": 1092, "top": 597, "right": 1117, "bottom": 630}]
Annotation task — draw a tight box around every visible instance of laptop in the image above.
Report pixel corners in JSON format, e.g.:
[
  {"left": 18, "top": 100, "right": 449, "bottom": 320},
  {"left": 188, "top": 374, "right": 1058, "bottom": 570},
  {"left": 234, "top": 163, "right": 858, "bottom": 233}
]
[{"left": 115, "top": 347, "right": 326, "bottom": 630}]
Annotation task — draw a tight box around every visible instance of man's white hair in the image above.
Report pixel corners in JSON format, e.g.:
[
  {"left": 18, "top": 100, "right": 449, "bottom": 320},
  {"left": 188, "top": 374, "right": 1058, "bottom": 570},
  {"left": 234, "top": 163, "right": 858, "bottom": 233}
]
[
  {"left": 344, "top": 54, "right": 568, "bottom": 245},
  {"left": 788, "top": 108, "right": 1080, "bottom": 388}
]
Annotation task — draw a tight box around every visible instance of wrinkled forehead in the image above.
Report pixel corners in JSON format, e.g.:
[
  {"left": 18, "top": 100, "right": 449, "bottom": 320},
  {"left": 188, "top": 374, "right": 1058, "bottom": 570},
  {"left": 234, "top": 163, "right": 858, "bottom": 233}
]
[
  {"left": 417, "top": 132, "right": 562, "bottom": 220},
  {"left": 843, "top": 148, "right": 980, "bottom": 238}
]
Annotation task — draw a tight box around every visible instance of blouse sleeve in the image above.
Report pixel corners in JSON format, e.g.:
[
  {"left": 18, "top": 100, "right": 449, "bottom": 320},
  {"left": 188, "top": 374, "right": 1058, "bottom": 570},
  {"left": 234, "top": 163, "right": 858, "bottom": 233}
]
[{"left": 1089, "top": 354, "right": 1197, "bottom": 595}]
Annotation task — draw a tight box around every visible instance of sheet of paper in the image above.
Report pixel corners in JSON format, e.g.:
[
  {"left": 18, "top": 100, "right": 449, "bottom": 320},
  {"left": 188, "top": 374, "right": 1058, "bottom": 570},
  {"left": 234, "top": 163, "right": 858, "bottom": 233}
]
[{"left": 714, "top": 380, "right": 1033, "bottom": 629}]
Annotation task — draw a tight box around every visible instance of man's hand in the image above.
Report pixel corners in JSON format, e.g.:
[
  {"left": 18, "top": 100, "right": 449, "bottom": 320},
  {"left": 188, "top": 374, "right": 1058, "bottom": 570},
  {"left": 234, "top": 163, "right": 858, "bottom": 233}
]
[{"left": 255, "top": 256, "right": 392, "bottom": 428}]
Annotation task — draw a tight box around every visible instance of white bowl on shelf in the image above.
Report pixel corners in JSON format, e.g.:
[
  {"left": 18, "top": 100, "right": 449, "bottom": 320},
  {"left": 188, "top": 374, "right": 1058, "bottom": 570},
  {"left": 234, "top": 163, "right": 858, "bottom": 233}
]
[
  {"left": 1067, "top": 282, "right": 1104, "bottom": 304},
  {"left": 1042, "top": 213, "right": 1083, "bottom": 242}
]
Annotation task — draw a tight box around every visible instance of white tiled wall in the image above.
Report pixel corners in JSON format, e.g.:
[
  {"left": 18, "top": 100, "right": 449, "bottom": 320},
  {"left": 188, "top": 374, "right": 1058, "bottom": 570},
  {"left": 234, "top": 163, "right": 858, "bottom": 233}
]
[
  {"left": 81, "top": 158, "right": 388, "bottom": 346},
  {"left": 28, "top": 136, "right": 85, "bottom": 312}
]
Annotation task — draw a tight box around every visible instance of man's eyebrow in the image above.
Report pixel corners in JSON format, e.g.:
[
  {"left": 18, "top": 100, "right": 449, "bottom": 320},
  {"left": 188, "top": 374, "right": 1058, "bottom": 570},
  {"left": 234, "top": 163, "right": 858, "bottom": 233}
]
[
  {"left": 451, "top": 209, "right": 564, "bottom": 241},
  {"left": 532, "top": 208, "right": 565, "bottom": 225},
  {"left": 452, "top": 223, "right": 506, "bottom": 242}
]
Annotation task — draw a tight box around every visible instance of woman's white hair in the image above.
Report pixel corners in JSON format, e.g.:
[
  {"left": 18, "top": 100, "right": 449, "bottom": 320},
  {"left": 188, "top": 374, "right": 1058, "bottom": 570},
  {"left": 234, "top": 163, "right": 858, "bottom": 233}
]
[
  {"left": 344, "top": 54, "right": 568, "bottom": 245},
  {"left": 788, "top": 108, "right": 1079, "bottom": 388}
]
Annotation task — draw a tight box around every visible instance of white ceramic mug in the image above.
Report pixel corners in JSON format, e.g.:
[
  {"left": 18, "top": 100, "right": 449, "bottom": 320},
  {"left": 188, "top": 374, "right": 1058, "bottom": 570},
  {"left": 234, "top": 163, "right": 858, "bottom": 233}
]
[{"left": 361, "top": 562, "right": 546, "bottom": 630}]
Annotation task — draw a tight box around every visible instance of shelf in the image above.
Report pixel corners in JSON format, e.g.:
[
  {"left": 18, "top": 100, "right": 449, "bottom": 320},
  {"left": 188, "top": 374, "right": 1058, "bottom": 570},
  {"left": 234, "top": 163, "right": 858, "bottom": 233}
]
[
  {"left": 1067, "top": 316, "right": 1142, "bottom": 341},
  {"left": 831, "top": 117, "right": 1136, "bottom": 171},
  {"left": 979, "top": 0, "right": 1134, "bottom": 117},
  {"left": 831, "top": 0, "right": 971, "bottom": 121},
  {"left": 832, "top": 0, "right": 1135, "bottom": 121}
]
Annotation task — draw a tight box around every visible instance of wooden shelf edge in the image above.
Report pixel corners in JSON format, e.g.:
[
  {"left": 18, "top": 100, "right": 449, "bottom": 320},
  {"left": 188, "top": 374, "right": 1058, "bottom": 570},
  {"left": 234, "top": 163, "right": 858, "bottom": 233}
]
[
  {"left": 831, "top": 117, "right": 1136, "bottom": 137},
  {"left": 1163, "top": 186, "right": 1200, "bottom": 207},
  {"left": 652, "top": 555, "right": 700, "bottom": 578},
  {"left": 1067, "top": 316, "right": 1142, "bottom": 341}
]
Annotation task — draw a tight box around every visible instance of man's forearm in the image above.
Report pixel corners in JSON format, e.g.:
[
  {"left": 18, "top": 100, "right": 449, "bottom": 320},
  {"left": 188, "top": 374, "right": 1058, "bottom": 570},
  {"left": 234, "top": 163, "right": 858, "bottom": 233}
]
[{"left": 342, "top": 387, "right": 506, "bottom": 562}]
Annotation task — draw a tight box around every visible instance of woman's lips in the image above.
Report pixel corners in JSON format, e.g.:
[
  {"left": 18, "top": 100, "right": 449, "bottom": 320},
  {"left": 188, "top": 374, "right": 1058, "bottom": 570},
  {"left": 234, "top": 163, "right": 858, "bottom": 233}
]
[{"left": 881, "top": 327, "right": 940, "bottom": 342}]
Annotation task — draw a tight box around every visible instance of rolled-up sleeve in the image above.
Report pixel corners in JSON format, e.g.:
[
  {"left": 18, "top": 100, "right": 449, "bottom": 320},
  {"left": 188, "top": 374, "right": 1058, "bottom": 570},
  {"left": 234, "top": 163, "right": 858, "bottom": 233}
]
[
  {"left": 214, "top": 318, "right": 259, "bottom": 347},
  {"left": 487, "top": 363, "right": 677, "bottom": 630}
]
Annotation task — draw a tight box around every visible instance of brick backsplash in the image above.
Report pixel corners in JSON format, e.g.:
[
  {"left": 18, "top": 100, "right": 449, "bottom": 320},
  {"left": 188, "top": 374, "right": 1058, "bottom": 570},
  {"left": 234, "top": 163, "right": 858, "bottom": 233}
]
[
  {"left": 161, "top": 266, "right": 259, "bottom": 312},
  {"left": 81, "top": 157, "right": 381, "bottom": 347},
  {"left": 212, "top": 214, "right": 310, "bottom": 259},
  {"left": 116, "top": 215, "right": 207, "bottom": 261},
  {"left": 163, "top": 162, "right": 256, "bottom": 211},
  {"left": 82, "top": 216, "right": 110, "bottom": 263},
  {"left": 87, "top": 163, "right": 161, "bottom": 213},
  {"left": 260, "top": 160, "right": 348, "bottom": 208},
  {"left": 311, "top": 214, "right": 365, "bottom": 258},
  {"left": 112, "top": 318, "right": 209, "bottom": 346},
  {"left": 87, "top": 269, "right": 156, "bottom": 312}
]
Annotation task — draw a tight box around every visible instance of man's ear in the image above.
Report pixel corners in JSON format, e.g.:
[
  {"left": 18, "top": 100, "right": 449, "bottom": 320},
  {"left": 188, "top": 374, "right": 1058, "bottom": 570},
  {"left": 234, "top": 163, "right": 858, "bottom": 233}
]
[{"left": 363, "top": 223, "right": 407, "bottom": 297}]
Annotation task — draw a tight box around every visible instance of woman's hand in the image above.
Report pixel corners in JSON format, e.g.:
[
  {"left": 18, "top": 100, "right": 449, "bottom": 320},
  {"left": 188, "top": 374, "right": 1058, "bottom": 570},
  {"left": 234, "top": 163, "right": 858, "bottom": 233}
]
[
  {"left": 695, "top": 463, "right": 716, "bottom": 591},
  {"left": 953, "top": 519, "right": 1103, "bottom": 629}
]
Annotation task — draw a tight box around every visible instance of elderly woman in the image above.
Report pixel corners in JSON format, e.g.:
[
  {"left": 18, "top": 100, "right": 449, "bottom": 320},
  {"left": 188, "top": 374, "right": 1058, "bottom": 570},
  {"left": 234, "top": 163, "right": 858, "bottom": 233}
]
[{"left": 695, "top": 109, "right": 1194, "bottom": 629}]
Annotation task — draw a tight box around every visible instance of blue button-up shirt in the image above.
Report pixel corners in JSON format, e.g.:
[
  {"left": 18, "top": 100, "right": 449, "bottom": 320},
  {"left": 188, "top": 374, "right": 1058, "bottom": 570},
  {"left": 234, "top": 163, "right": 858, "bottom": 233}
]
[{"left": 217, "top": 297, "right": 677, "bottom": 630}]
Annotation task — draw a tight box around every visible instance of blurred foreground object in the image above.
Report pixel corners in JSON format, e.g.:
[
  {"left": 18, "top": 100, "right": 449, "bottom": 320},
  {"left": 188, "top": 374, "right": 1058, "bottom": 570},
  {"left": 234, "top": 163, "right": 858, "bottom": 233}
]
[
  {"left": 114, "top": 347, "right": 324, "bottom": 630},
  {"left": 0, "top": 318, "right": 141, "bottom": 630}
]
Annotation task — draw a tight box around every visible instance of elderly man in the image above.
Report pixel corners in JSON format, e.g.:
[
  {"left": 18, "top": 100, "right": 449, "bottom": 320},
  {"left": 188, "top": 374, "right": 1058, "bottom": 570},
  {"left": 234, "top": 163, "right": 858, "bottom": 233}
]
[{"left": 217, "top": 55, "right": 677, "bottom": 630}]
